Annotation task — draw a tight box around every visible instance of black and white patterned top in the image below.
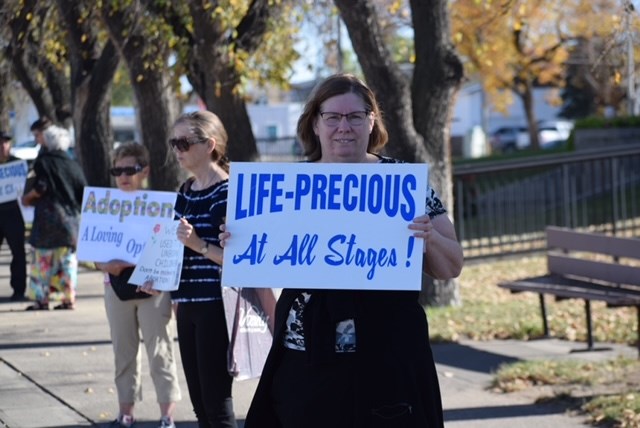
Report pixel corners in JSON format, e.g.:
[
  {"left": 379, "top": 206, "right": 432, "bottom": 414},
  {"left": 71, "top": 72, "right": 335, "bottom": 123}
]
[
  {"left": 170, "top": 179, "right": 228, "bottom": 303},
  {"left": 282, "top": 156, "right": 447, "bottom": 352}
]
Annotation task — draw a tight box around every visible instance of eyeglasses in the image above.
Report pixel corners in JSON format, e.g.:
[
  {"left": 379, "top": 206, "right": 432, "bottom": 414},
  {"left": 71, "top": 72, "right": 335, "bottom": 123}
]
[
  {"left": 169, "top": 136, "right": 206, "bottom": 152},
  {"left": 319, "top": 111, "right": 370, "bottom": 127},
  {"left": 109, "top": 165, "right": 143, "bottom": 177}
]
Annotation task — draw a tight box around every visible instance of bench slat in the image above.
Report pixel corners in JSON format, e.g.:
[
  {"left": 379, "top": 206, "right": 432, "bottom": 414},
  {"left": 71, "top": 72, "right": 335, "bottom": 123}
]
[
  {"left": 546, "top": 226, "right": 640, "bottom": 260},
  {"left": 548, "top": 254, "right": 640, "bottom": 287},
  {"left": 498, "top": 276, "right": 640, "bottom": 305}
]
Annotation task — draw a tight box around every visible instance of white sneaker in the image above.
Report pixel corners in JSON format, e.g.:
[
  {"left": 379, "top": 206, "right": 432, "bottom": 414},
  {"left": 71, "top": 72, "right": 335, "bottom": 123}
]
[{"left": 159, "top": 416, "right": 176, "bottom": 428}]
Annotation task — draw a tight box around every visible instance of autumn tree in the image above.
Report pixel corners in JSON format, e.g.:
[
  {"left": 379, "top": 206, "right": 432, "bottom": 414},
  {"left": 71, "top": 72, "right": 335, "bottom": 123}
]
[
  {"left": 334, "top": 0, "right": 464, "bottom": 306},
  {"left": 158, "top": 0, "right": 299, "bottom": 161},
  {"left": 2, "top": 0, "right": 72, "bottom": 127},
  {"left": 450, "top": 0, "right": 628, "bottom": 149},
  {"left": 561, "top": 35, "right": 632, "bottom": 118}
]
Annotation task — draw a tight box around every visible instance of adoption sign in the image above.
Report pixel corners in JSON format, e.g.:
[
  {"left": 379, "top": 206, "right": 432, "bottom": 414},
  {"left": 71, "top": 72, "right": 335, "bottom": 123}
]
[
  {"left": 128, "top": 221, "right": 183, "bottom": 291},
  {"left": 77, "top": 187, "right": 177, "bottom": 263},
  {"left": 222, "top": 162, "right": 428, "bottom": 291},
  {"left": 0, "top": 160, "right": 28, "bottom": 204}
]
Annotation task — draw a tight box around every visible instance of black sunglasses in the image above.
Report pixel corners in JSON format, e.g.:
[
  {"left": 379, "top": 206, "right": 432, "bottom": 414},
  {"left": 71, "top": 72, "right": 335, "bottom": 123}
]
[
  {"left": 109, "top": 165, "right": 143, "bottom": 177},
  {"left": 169, "top": 136, "right": 206, "bottom": 152}
]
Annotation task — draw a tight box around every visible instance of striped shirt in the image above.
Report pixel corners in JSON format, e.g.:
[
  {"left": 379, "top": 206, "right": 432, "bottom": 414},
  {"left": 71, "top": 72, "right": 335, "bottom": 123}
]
[{"left": 171, "top": 178, "right": 228, "bottom": 303}]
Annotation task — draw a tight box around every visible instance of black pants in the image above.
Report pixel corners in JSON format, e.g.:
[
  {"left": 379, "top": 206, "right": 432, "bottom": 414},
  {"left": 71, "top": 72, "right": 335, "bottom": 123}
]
[
  {"left": 177, "top": 300, "right": 237, "bottom": 428},
  {"left": 0, "top": 205, "right": 26, "bottom": 297}
]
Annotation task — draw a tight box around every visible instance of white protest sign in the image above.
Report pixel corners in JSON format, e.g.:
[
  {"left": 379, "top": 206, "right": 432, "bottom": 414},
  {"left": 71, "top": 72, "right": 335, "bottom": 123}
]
[
  {"left": 77, "top": 187, "right": 177, "bottom": 263},
  {"left": 222, "top": 162, "right": 428, "bottom": 291},
  {"left": 128, "top": 220, "right": 183, "bottom": 291},
  {"left": 0, "top": 160, "right": 28, "bottom": 203}
]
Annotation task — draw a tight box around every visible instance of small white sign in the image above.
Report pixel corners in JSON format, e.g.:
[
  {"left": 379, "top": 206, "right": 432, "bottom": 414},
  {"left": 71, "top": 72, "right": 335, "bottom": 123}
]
[
  {"left": 222, "top": 162, "right": 428, "bottom": 291},
  {"left": 77, "top": 187, "right": 177, "bottom": 263},
  {"left": 0, "top": 160, "right": 28, "bottom": 204},
  {"left": 128, "top": 221, "right": 184, "bottom": 291}
]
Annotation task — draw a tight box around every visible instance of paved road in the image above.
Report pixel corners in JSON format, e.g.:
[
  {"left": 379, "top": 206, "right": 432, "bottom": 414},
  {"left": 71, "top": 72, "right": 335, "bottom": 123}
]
[{"left": 0, "top": 247, "right": 635, "bottom": 427}]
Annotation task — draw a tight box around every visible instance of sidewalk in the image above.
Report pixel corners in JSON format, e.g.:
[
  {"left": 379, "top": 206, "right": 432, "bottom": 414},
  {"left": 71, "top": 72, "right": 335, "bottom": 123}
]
[{"left": 0, "top": 247, "right": 636, "bottom": 427}]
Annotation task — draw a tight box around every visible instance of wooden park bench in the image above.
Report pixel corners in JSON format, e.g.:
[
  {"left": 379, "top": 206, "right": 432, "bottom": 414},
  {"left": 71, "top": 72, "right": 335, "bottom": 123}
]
[{"left": 498, "top": 226, "right": 640, "bottom": 356}]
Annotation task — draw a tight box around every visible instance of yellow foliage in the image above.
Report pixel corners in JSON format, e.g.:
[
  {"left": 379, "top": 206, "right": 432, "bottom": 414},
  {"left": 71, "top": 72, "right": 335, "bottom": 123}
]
[{"left": 451, "top": 0, "right": 629, "bottom": 110}]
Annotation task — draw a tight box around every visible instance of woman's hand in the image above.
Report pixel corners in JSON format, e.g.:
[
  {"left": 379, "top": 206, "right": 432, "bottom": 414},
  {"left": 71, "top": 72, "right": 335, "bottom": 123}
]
[
  {"left": 138, "top": 279, "right": 161, "bottom": 296},
  {"left": 408, "top": 214, "right": 435, "bottom": 252},
  {"left": 21, "top": 189, "right": 41, "bottom": 207},
  {"left": 177, "top": 217, "right": 200, "bottom": 250},
  {"left": 218, "top": 223, "right": 230, "bottom": 248}
]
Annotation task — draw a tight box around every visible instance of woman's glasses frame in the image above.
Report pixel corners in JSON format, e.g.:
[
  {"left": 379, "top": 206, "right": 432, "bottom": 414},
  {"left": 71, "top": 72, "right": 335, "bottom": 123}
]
[
  {"left": 318, "top": 111, "right": 370, "bottom": 127},
  {"left": 169, "top": 136, "right": 208, "bottom": 152},
  {"left": 109, "top": 165, "right": 144, "bottom": 177}
]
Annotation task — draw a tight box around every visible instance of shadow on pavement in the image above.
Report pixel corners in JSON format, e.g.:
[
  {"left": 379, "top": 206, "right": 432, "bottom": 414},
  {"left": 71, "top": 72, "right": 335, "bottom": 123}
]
[
  {"left": 0, "top": 339, "right": 111, "bottom": 351},
  {"left": 444, "top": 402, "right": 570, "bottom": 422},
  {"left": 432, "top": 342, "right": 520, "bottom": 374}
]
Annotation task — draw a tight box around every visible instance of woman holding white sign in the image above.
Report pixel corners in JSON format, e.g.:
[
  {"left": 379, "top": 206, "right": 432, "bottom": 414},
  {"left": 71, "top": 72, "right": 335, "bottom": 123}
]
[
  {"left": 231, "top": 74, "right": 464, "bottom": 428},
  {"left": 144, "top": 111, "right": 238, "bottom": 428},
  {"left": 95, "top": 142, "right": 181, "bottom": 428}
]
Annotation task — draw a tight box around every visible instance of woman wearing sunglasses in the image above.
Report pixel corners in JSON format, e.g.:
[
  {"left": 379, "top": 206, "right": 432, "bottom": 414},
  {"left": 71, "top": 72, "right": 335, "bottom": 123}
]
[
  {"left": 144, "top": 111, "right": 237, "bottom": 427},
  {"left": 95, "top": 142, "right": 181, "bottom": 428}
]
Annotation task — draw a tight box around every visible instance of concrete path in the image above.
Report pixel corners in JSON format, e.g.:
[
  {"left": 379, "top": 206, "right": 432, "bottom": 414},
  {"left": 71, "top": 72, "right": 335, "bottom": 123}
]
[{"left": 0, "top": 247, "right": 635, "bottom": 427}]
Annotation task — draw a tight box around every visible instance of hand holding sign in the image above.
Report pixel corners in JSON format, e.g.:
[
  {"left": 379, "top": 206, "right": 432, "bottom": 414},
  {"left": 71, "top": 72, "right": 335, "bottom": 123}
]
[{"left": 128, "top": 221, "right": 184, "bottom": 291}]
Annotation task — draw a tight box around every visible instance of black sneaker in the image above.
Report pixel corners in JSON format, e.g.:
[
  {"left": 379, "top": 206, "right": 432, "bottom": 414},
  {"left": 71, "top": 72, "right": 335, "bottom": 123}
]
[
  {"left": 10, "top": 293, "right": 27, "bottom": 302},
  {"left": 109, "top": 415, "right": 135, "bottom": 427}
]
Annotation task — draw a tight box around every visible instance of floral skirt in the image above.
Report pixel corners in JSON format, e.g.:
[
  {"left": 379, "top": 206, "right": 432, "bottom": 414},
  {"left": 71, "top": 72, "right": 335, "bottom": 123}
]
[{"left": 27, "top": 247, "right": 78, "bottom": 304}]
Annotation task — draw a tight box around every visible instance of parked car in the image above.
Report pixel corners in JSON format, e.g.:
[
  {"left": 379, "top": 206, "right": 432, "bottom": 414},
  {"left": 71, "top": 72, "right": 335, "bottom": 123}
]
[
  {"left": 10, "top": 140, "right": 40, "bottom": 164},
  {"left": 488, "top": 126, "right": 528, "bottom": 153},
  {"left": 490, "top": 120, "right": 574, "bottom": 153},
  {"left": 516, "top": 120, "right": 574, "bottom": 150}
]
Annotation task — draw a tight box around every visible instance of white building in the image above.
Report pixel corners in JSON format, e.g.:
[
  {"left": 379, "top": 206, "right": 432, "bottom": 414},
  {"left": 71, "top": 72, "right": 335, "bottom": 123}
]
[{"left": 10, "top": 80, "right": 564, "bottom": 160}]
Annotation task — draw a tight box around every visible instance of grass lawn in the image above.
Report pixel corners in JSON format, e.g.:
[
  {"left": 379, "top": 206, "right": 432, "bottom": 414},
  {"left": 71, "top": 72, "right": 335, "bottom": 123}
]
[{"left": 427, "top": 254, "right": 640, "bottom": 427}]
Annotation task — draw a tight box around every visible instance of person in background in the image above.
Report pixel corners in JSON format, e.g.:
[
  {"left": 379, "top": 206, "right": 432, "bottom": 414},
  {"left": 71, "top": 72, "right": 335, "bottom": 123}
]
[
  {"left": 22, "top": 125, "right": 86, "bottom": 310},
  {"left": 223, "top": 73, "right": 464, "bottom": 428},
  {"left": 0, "top": 131, "right": 27, "bottom": 301},
  {"left": 95, "top": 142, "right": 181, "bottom": 428},
  {"left": 30, "top": 117, "right": 52, "bottom": 155},
  {"left": 142, "top": 111, "right": 237, "bottom": 428}
]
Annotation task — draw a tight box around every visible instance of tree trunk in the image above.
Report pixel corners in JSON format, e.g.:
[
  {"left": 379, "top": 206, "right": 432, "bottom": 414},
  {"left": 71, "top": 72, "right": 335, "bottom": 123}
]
[
  {"left": 519, "top": 84, "right": 540, "bottom": 150},
  {"left": 186, "top": 57, "right": 259, "bottom": 162},
  {"left": 182, "top": 0, "right": 264, "bottom": 162},
  {"left": 56, "top": 0, "right": 120, "bottom": 187},
  {"left": 334, "top": 0, "right": 428, "bottom": 164},
  {"left": 335, "top": 0, "right": 463, "bottom": 307},
  {"left": 4, "top": 0, "right": 61, "bottom": 122},
  {"left": 101, "top": 1, "right": 180, "bottom": 191},
  {"left": 0, "top": 63, "right": 11, "bottom": 131},
  {"left": 411, "top": 0, "right": 464, "bottom": 307}
]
